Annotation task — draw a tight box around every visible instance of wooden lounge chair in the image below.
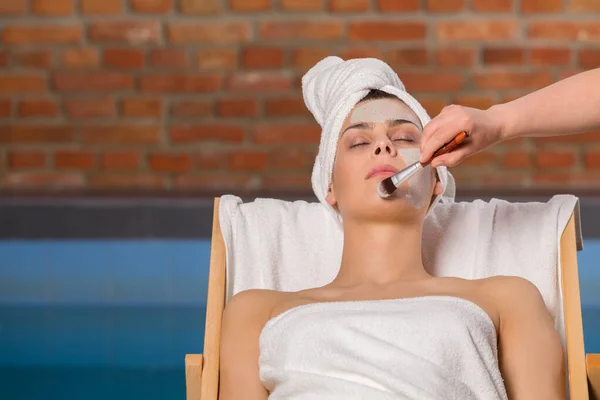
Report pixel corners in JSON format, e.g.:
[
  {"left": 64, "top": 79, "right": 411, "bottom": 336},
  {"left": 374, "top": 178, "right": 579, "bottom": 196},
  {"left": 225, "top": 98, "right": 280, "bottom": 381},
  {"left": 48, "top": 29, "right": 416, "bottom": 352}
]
[{"left": 185, "top": 197, "right": 600, "bottom": 400}]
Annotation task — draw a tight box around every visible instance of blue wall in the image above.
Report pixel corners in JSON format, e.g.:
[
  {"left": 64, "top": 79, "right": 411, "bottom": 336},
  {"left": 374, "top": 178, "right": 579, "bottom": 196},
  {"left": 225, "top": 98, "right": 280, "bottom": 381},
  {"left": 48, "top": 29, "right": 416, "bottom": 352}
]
[{"left": 0, "top": 238, "right": 599, "bottom": 399}]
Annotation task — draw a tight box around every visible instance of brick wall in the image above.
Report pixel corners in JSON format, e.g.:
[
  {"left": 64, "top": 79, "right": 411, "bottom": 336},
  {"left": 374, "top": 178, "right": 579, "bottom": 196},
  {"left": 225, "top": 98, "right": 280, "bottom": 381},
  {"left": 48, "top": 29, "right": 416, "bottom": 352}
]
[{"left": 1, "top": 0, "right": 600, "bottom": 195}]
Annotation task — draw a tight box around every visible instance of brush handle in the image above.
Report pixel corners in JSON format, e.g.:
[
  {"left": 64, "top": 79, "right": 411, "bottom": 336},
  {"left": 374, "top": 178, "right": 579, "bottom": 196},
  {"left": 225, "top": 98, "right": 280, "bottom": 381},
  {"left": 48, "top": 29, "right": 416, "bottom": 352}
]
[{"left": 423, "top": 131, "right": 469, "bottom": 166}]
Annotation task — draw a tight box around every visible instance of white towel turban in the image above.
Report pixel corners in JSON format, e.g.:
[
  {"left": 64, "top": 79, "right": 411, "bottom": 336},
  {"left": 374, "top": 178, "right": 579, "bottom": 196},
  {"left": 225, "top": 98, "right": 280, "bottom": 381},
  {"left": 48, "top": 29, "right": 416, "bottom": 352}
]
[{"left": 302, "top": 56, "right": 456, "bottom": 220}]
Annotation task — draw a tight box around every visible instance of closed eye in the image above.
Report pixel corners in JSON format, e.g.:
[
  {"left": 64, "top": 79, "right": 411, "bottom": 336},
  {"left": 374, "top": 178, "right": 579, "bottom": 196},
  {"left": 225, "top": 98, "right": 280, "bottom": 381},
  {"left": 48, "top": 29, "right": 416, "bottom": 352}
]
[{"left": 350, "top": 142, "right": 369, "bottom": 148}]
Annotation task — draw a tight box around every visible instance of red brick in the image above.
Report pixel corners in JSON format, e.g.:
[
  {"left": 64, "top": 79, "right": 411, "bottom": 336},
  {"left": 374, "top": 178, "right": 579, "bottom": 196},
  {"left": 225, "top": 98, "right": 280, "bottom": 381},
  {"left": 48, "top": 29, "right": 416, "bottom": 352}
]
[
  {"left": 262, "top": 174, "right": 311, "bottom": 190},
  {"left": 435, "top": 48, "right": 476, "bottom": 66},
  {"left": 0, "top": 75, "right": 46, "bottom": 93},
  {"left": 170, "top": 124, "right": 246, "bottom": 143},
  {"left": 89, "top": 21, "right": 161, "bottom": 43},
  {"left": 242, "top": 47, "right": 285, "bottom": 69},
  {"left": 291, "top": 47, "right": 333, "bottom": 68},
  {"left": 528, "top": 21, "right": 600, "bottom": 41},
  {"left": 149, "top": 153, "right": 191, "bottom": 172},
  {"left": 461, "top": 152, "right": 497, "bottom": 167},
  {"left": 532, "top": 173, "right": 600, "bottom": 186},
  {"left": 18, "top": 99, "right": 59, "bottom": 117},
  {"left": 474, "top": 71, "right": 553, "bottom": 90},
  {"left": 90, "top": 174, "right": 165, "bottom": 188},
  {"left": 82, "top": 125, "right": 160, "bottom": 144},
  {"left": 522, "top": 0, "right": 562, "bottom": 12},
  {"left": 227, "top": 72, "right": 292, "bottom": 91},
  {"left": 103, "top": 48, "right": 145, "bottom": 69},
  {"left": 531, "top": 48, "right": 571, "bottom": 65},
  {"left": 570, "top": 0, "right": 600, "bottom": 11},
  {"left": 180, "top": 0, "right": 221, "bottom": 14},
  {"left": 385, "top": 48, "right": 429, "bottom": 66},
  {"left": 377, "top": 0, "right": 419, "bottom": 11},
  {"left": 280, "top": 0, "right": 322, "bottom": 10},
  {"left": 0, "top": 52, "right": 8, "bottom": 67},
  {"left": 8, "top": 151, "right": 47, "bottom": 168},
  {"left": 54, "top": 150, "right": 95, "bottom": 170},
  {"left": 270, "top": 149, "right": 312, "bottom": 170},
  {"left": 472, "top": 0, "right": 512, "bottom": 11},
  {"left": 3, "top": 25, "right": 81, "bottom": 45},
  {"left": 197, "top": 48, "right": 237, "bottom": 69},
  {"left": 401, "top": 72, "right": 464, "bottom": 93},
  {"left": 265, "top": 97, "right": 309, "bottom": 117},
  {"left": 168, "top": 22, "right": 251, "bottom": 43},
  {"left": 171, "top": 100, "right": 213, "bottom": 118},
  {"left": 192, "top": 150, "right": 221, "bottom": 170},
  {"left": 579, "top": 49, "right": 600, "bottom": 69},
  {"left": 0, "top": 99, "right": 11, "bottom": 117},
  {"left": 503, "top": 151, "right": 531, "bottom": 168},
  {"left": 217, "top": 98, "right": 258, "bottom": 117},
  {"left": 173, "top": 174, "right": 252, "bottom": 190},
  {"left": 0, "top": 0, "right": 27, "bottom": 14},
  {"left": 437, "top": 20, "right": 518, "bottom": 41},
  {"left": 426, "top": 0, "right": 464, "bottom": 12},
  {"left": 122, "top": 97, "right": 162, "bottom": 117},
  {"left": 253, "top": 123, "right": 321, "bottom": 144},
  {"left": 3, "top": 172, "right": 84, "bottom": 188},
  {"left": 349, "top": 22, "right": 426, "bottom": 41},
  {"left": 452, "top": 95, "right": 495, "bottom": 109},
  {"left": 584, "top": 151, "right": 600, "bottom": 169},
  {"left": 535, "top": 150, "right": 576, "bottom": 168},
  {"left": 483, "top": 47, "right": 525, "bottom": 65},
  {"left": 13, "top": 51, "right": 53, "bottom": 68},
  {"left": 61, "top": 48, "right": 99, "bottom": 68},
  {"left": 230, "top": 0, "right": 270, "bottom": 11},
  {"left": 53, "top": 72, "right": 133, "bottom": 92},
  {"left": 32, "top": 0, "right": 74, "bottom": 15},
  {"left": 228, "top": 151, "right": 268, "bottom": 171},
  {"left": 101, "top": 151, "right": 141, "bottom": 170},
  {"left": 338, "top": 47, "right": 383, "bottom": 60},
  {"left": 140, "top": 73, "right": 222, "bottom": 93},
  {"left": 260, "top": 21, "right": 344, "bottom": 40},
  {"left": 65, "top": 97, "right": 115, "bottom": 119},
  {"left": 81, "top": 0, "right": 122, "bottom": 14},
  {"left": 149, "top": 49, "right": 189, "bottom": 68},
  {"left": 130, "top": 0, "right": 173, "bottom": 13},
  {"left": 414, "top": 97, "right": 447, "bottom": 116},
  {"left": 0, "top": 125, "right": 75, "bottom": 143},
  {"left": 330, "top": 0, "right": 370, "bottom": 12}
]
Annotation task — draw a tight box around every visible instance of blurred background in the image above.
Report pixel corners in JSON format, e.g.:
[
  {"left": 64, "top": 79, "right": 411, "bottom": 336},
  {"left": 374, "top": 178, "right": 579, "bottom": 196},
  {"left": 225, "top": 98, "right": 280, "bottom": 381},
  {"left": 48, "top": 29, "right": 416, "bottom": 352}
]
[{"left": 2, "top": 0, "right": 600, "bottom": 399}]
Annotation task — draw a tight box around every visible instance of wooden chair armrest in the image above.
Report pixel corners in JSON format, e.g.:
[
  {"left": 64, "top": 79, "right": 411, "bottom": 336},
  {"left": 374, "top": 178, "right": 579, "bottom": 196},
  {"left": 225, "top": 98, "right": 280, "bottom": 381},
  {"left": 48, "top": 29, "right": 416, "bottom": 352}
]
[
  {"left": 587, "top": 353, "right": 600, "bottom": 400},
  {"left": 186, "top": 354, "right": 203, "bottom": 400}
]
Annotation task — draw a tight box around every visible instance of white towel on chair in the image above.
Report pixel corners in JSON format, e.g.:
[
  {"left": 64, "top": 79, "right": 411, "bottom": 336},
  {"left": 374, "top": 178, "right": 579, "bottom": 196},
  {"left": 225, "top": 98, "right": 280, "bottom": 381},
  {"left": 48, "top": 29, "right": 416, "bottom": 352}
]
[{"left": 218, "top": 194, "right": 582, "bottom": 352}]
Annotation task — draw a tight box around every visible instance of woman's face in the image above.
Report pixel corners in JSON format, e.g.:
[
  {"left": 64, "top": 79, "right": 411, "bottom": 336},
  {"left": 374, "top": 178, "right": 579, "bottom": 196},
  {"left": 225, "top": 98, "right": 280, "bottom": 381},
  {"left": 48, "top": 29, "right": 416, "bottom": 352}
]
[{"left": 326, "top": 97, "right": 444, "bottom": 222}]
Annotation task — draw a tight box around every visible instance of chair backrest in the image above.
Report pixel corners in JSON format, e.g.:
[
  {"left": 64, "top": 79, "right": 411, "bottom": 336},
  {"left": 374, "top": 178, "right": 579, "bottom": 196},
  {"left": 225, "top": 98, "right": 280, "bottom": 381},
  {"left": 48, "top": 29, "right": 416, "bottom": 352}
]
[{"left": 202, "top": 196, "right": 587, "bottom": 400}]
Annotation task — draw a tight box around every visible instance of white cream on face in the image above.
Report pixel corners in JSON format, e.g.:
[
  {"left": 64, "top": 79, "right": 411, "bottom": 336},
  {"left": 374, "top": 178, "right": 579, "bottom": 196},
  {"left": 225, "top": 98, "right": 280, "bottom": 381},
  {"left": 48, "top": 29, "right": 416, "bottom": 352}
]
[{"left": 349, "top": 98, "right": 430, "bottom": 209}]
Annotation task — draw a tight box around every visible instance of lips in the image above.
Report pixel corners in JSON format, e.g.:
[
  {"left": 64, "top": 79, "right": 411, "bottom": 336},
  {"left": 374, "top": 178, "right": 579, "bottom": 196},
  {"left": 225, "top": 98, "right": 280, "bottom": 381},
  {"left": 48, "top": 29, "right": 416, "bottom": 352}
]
[{"left": 365, "top": 164, "right": 399, "bottom": 179}]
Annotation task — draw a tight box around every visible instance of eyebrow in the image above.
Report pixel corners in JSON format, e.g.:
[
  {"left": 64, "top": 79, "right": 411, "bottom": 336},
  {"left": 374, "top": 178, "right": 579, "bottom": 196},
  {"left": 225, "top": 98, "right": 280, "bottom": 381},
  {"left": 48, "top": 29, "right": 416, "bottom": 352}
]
[{"left": 342, "top": 119, "right": 421, "bottom": 135}]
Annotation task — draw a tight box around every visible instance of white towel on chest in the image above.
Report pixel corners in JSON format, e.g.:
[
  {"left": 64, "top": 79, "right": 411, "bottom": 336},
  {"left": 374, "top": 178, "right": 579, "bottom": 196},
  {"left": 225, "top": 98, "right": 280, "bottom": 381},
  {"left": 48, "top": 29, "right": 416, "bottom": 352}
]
[{"left": 219, "top": 194, "right": 582, "bottom": 352}]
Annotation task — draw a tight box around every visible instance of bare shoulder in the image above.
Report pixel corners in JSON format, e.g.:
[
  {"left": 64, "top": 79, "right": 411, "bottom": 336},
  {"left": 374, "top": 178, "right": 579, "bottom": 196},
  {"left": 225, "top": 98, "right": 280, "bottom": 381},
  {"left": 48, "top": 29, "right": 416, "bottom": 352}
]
[
  {"left": 480, "top": 275, "right": 544, "bottom": 301},
  {"left": 223, "top": 288, "right": 286, "bottom": 325}
]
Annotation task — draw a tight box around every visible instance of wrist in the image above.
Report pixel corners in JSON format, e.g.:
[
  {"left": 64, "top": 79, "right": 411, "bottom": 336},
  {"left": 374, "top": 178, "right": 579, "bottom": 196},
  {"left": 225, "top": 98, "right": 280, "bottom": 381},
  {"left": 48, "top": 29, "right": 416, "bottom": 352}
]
[{"left": 487, "top": 103, "right": 514, "bottom": 142}]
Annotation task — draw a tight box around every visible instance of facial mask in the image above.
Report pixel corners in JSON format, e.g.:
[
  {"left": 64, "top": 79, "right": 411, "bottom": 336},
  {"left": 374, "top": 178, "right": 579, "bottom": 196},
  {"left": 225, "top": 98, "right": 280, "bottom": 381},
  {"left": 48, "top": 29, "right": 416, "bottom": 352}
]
[{"left": 350, "top": 99, "right": 430, "bottom": 209}]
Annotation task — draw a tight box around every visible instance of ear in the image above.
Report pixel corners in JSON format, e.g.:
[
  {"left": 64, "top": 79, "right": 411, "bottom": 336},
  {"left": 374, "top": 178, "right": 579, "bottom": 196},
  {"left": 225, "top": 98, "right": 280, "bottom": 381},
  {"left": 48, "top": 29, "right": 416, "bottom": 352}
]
[
  {"left": 433, "top": 179, "right": 444, "bottom": 196},
  {"left": 325, "top": 185, "right": 337, "bottom": 207}
]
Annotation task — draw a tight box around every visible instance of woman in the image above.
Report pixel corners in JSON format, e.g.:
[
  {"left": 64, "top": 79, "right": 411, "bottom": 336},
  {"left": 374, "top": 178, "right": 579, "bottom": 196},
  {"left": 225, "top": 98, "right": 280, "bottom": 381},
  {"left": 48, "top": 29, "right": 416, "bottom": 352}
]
[{"left": 419, "top": 68, "right": 600, "bottom": 168}]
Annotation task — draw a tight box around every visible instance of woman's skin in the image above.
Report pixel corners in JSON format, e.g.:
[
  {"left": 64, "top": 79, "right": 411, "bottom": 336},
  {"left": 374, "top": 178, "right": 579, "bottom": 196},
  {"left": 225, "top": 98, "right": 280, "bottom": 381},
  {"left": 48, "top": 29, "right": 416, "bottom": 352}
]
[
  {"left": 219, "top": 97, "right": 565, "bottom": 400},
  {"left": 420, "top": 68, "right": 600, "bottom": 168}
]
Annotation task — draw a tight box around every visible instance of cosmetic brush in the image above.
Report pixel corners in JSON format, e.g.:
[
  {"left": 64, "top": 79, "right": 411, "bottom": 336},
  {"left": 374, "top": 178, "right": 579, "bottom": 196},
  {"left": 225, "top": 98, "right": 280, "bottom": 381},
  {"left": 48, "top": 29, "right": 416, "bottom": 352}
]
[{"left": 377, "top": 131, "right": 469, "bottom": 199}]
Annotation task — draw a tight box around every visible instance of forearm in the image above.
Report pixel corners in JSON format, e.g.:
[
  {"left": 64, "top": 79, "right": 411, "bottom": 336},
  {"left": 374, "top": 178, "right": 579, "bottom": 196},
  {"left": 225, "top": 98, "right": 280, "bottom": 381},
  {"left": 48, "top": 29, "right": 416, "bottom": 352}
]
[{"left": 491, "top": 68, "right": 600, "bottom": 141}]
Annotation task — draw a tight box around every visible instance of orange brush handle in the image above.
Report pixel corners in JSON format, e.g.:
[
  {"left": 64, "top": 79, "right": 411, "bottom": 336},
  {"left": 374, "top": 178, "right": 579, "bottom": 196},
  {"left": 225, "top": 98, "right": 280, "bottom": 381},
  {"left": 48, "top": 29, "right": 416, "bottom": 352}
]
[{"left": 423, "top": 131, "right": 469, "bottom": 166}]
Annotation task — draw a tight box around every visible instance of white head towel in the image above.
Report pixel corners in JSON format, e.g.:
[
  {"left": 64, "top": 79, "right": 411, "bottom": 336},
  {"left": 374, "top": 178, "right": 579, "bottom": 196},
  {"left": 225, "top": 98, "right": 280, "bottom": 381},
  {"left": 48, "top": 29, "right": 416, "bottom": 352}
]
[{"left": 302, "top": 56, "right": 456, "bottom": 219}]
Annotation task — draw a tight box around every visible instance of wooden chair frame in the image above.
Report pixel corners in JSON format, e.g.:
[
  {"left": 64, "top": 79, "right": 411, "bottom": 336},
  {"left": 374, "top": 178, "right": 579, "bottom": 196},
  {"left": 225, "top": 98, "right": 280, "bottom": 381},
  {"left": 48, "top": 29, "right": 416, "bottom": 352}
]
[{"left": 186, "top": 197, "right": 600, "bottom": 400}]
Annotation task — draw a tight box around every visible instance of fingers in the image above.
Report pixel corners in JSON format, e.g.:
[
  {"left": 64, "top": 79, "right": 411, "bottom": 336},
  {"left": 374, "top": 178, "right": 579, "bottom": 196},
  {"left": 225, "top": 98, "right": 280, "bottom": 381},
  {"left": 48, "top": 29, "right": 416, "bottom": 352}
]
[
  {"left": 431, "top": 146, "right": 471, "bottom": 168},
  {"left": 420, "top": 105, "right": 473, "bottom": 164}
]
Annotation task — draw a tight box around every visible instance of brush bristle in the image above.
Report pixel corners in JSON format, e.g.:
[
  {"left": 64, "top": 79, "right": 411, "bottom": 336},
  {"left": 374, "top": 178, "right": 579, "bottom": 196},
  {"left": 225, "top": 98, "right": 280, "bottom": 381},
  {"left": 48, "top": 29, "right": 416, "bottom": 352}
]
[{"left": 377, "top": 177, "right": 397, "bottom": 199}]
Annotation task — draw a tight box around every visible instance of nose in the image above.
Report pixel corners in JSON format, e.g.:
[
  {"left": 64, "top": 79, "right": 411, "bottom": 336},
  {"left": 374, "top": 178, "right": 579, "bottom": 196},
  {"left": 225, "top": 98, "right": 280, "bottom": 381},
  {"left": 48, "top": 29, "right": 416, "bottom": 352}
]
[{"left": 373, "top": 137, "right": 397, "bottom": 157}]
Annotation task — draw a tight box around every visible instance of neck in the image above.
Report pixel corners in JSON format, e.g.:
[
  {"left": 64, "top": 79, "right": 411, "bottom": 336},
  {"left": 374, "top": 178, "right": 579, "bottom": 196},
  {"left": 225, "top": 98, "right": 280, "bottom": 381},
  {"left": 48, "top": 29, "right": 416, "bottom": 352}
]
[{"left": 331, "top": 217, "right": 431, "bottom": 288}]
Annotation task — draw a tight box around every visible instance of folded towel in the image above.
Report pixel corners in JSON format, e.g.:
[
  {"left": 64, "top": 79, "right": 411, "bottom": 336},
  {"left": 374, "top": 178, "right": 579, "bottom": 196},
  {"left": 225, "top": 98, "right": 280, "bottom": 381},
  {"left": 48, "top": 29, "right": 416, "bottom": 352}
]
[
  {"left": 301, "top": 56, "right": 456, "bottom": 221},
  {"left": 259, "top": 297, "right": 507, "bottom": 399},
  {"left": 219, "top": 194, "right": 582, "bottom": 354}
]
